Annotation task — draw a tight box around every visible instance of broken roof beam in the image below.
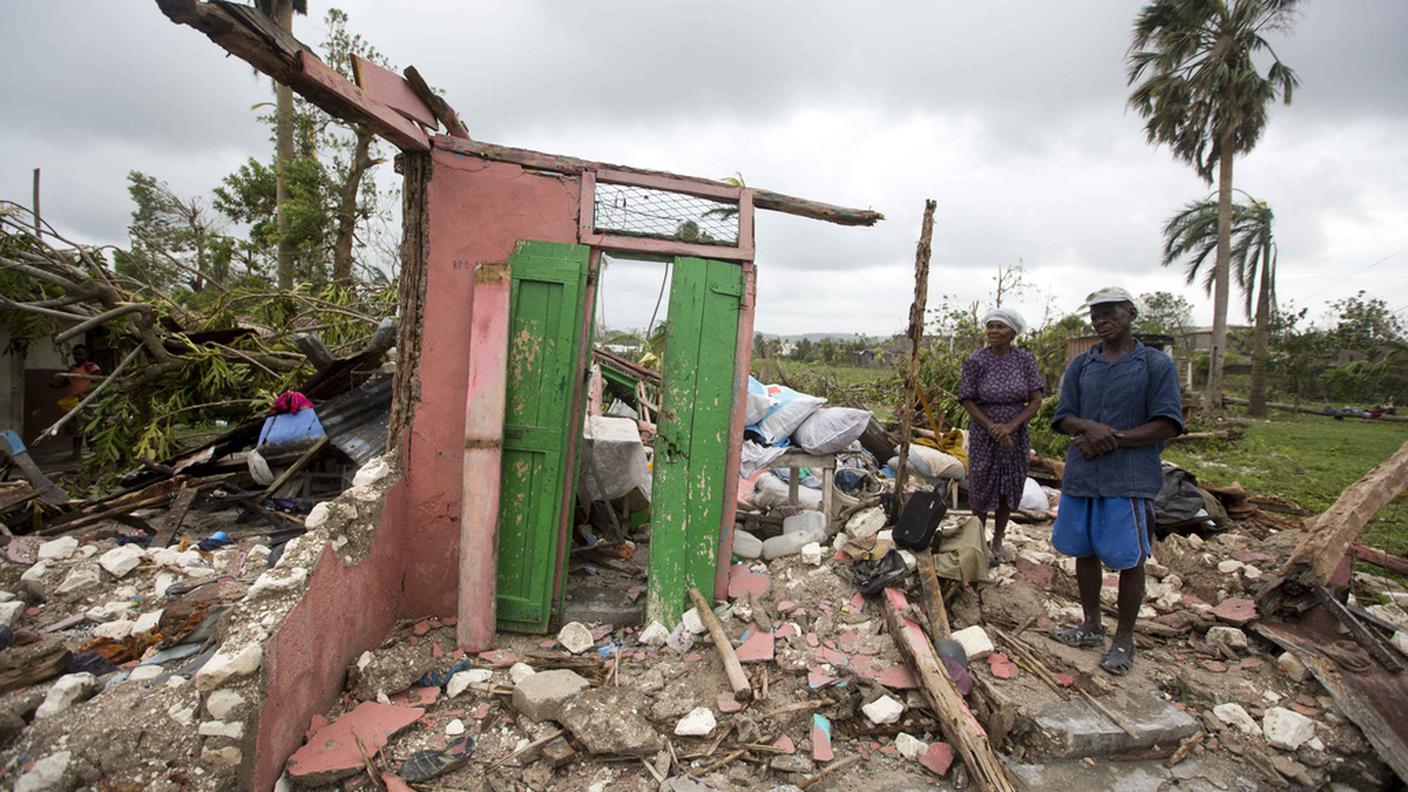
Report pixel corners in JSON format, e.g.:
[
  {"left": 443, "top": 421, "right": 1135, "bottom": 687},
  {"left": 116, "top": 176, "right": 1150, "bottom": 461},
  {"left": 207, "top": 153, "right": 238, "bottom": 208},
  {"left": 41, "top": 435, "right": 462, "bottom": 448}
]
[
  {"left": 434, "top": 136, "right": 884, "bottom": 228},
  {"left": 155, "top": 0, "right": 429, "bottom": 151},
  {"left": 404, "top": 66, "right": 470, "bottom": 139}
]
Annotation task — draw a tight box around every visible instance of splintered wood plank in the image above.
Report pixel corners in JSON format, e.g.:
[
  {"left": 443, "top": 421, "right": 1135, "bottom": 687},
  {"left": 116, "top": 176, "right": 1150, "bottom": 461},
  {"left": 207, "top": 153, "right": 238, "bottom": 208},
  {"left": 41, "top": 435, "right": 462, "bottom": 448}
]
[
  {"left": 1283, "top": 439, "right": 1408, "bottom": 584},
  {"left": 152, "top": 485, "right": 198, "bottom": 548},
  {"left": 403, "top": 66, "right": 470, "bottom": 138},
  {"left": 299, "top": 52, "right": 429, "bottom": 151},
  {"left": 352, "top": 55, "right": 436, "bottom": 128}
]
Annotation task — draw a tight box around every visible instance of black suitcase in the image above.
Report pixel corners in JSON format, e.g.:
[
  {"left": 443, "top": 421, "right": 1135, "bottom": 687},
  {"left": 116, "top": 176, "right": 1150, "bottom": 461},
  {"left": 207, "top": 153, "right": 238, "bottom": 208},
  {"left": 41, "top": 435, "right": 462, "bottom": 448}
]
[{"left": 892, "top": 490, "right": 947, "bottom": 550}]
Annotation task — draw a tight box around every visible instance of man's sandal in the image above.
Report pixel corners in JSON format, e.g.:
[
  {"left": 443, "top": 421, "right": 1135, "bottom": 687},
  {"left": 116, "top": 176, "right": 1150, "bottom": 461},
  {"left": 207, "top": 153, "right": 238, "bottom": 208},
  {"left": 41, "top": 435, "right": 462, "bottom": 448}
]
[
  {"left": 1099, "top": 643, "right": 1135, "bottom": 676},
  {"left": 1051, "top": 625, "right": 1107, "bottom": 649}
]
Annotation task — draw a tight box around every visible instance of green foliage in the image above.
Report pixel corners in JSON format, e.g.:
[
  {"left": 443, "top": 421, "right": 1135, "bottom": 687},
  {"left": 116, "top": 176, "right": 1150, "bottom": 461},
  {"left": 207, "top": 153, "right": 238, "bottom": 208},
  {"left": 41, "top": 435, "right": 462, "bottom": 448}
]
[
  {"left": 0, "top": 226, "right": 65, "bottom": 351},
  {"left": 1162, "top": 195, "right": 1278, "bottom": 321},
  {"left": 1331, "top": 291, "right": 1406, "bottom": 350},
  {"left": 1136, "top": 291, "right": 1193, "bottom": 336}
]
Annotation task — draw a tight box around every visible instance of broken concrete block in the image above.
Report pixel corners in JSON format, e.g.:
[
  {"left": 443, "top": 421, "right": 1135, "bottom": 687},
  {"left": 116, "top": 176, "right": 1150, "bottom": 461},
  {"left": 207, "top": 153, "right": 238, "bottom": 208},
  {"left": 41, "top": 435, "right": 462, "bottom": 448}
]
[
  {"left": 895, "top": 732, "right": 927, "bottom": 760},
  {"left": 206, "top": 689, "right": 246, "bottom": 719},
  {"left": 55, "top": 564, "right": 100, "bottom": 596},
  {"left": 509, "top": 662, "right": 537, "bottom": 685},
  {"left": 1211, "top": 597, "right": 1257, "bottom": 626},
  {"left": 674, "top": 706, "right": 717, "bottom": 736},
  {"left": 951, "top": 625, "right": 994, "bottom": 661},
  {"left": 665, "top": 622, "right": 695, "bottom": 655},
  {"left": 1031, "top": 689, "right": 1196, "bottom": 758},
  {"left": 35, "top": 673, "right": 98, "bottom": 719},
  {"left": 638, "top": 621, "right": 670, "bottom": 647},
  {"left": 19, "top": 561, "right": 48, "bottom": 597},
  {"left": 195, "top": 642, "right": 263, "bottom": 691},
  {"left": 1206, "top": 626, "right": 1248, "bottom": 652},
  {"left": 446, "top": 669, "right": 492, "bottom": 699},
  {"left": 14, "top": 750, "right": 69, "bottom": 792},
  {"left": 133, "top": 609, "right": 162, "bottom": 635},
  {"left": 732, "top": 529, "right": 763, "bottom": 560},
  {"left": 445, "top": 718, "right": 466, "bottom": 737},
  {"left": 1277, "top": 652, "right": 1309, "bottom": 683},
  {"left": 1212, "top": 703, "right": 1260, "bottom": 736},
  {"left": 1263, "top": 707, "right": 1316, "bottom": 751},
  {"left": 286, "top": 702, "right": 424, "bottom": 786},
  {"left": 97, "top": 544, "right": 145, "bottom": 579},
  {"left": 801, "top": 542, "right": 824, "bottom": 565},
  {"left": 168, "top": 702, "right": 196, "bottom": 726},
  {"left": 129, "top": 664, "right": 164, "bottom": 682},
  {"left": 201, "top": 746, "right": 242, "bottom": 766},
  {"left": 0, "top": 600, "right": 22, "bottom": 628},
  {"left": 37, "top": 537, "right": 78, "bottom": 561},
  {"left": 557, "top": 621, "right": 594, "bottom": 655},
  {"left": 93, "top": 619, "right": 136, "bottom": 640},
  {"left": 512, "top": 669, "right": 590, "bottom": 722},
  {"left": 247, "top": 567, "right": 308, "bottom": 600},
  {"left": 353, "top": 456, "right": 392, "bottom": 487},
  {"left": 305, "top": 502, "right": 332, "bottom": 530},
  {"left": 558, "top": 687, "right": 663, "bottom": 755},
  {"left": 681, "top": 608, "right": 708, "bottom": 635},
  {"left": 862, "top": 694, "right": 905, "bottom": 725},
  {"left": 198, "top": 720, "right": 245, "bottom": 740}
]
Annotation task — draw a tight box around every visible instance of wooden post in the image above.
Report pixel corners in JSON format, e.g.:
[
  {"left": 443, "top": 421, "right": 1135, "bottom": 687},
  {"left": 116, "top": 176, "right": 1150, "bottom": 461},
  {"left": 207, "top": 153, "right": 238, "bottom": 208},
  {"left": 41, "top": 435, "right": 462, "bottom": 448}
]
[
  {"left": 881, "top": 587, "right": 1016, "bottom": 792},
  {"left": 459, "top": 261, "right": 511, "bottom": 652},
  {"left": 689, "top": 588, "right": 753, "bottom": 703},
  {"left": 915, "top": 550, "right": 951, "bottom": 640},
  {"left": 893, "top": 200, "right": 937, "bottom": 511}
]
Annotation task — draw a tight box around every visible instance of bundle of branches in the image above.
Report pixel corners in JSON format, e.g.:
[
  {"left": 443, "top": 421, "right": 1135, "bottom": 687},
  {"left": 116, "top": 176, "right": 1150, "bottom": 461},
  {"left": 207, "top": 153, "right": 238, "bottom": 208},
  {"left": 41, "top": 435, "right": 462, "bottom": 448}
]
[{"left": 0, "top": 202, "right": 395, "bottom": 476}]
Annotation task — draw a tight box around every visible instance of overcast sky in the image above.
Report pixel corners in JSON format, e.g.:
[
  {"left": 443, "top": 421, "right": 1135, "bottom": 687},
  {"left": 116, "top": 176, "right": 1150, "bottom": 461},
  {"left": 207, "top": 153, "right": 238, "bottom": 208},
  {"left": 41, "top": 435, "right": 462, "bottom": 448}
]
[{"left": 3, "top": 1, "right": 1406, "bottom": 337}]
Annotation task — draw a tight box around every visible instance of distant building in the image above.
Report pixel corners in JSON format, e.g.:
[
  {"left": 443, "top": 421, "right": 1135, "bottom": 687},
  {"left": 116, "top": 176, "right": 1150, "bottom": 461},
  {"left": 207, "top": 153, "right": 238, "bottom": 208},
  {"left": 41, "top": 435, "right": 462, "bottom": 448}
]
[
  {"left": 1066, "top": 333, "right": 1176, "bottom": 363},
  {"left": 1180, "top": 325, "right": 1250, "bottom": 352}
]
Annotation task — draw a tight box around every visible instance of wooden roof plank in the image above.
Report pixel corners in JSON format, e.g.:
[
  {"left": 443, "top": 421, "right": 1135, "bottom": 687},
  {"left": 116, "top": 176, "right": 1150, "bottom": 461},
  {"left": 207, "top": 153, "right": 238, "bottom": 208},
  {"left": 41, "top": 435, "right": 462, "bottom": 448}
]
[{"left": 351, "top": 55, "right": 437, "bottom": 129}]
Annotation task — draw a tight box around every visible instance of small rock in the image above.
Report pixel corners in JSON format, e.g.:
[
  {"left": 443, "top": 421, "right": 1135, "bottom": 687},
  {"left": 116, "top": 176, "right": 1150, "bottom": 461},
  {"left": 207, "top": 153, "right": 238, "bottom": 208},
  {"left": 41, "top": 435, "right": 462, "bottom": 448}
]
[
  {"left": 129, "top": 665, "right": 164, "bottom": 682},
  {"left": 247, "top": 567, "right": 309, "bottom": 600},
  {"left": 353, "top": 456, "right": 392, "bottom": 487},
  {"left": 198, "top": 720, "right": 245, "bottom": 739},
  {"left": 509, "top": 662, "right": 537, "bottom": 684},
  {"left": 1243, "top": 565, "right": 1263, "bottom": 580},
  {"left": 1188, "top": 534, "right": 1205, "bottom": 547},
  {"left": 800, "top": 542, "right": 824, "bottom": 565},
  {"left": 681, "top": 608, "right": 708, "bottom": 635},
  {"left": 0, "top": 601, "right": 23, "bottom": 628},
  {"left": 557, "top": 621, "right": 594, "bottom": 655},
  {"left": 1206, "top": 626, "right": 1249, "bottom": 652},
  {"left": 206, "top": 689, "right": 247, "bottom": 719},
  {"left": 446, "top": 669, "right": 493, "bottom": 698},
  {"left": 153, "top": 572, "right": 177, "bottom": 597},
  {"left": 93, "top": 619, "right": 136, "bottom": 640},
  {"left": 133, "top": 609, "right": 163, "bottom": 635},
  {"left": 920, "top": 741, "right": 955, "bottom": 776},
  {"left": 168, "top": 702, "right": 197, "bottom": 725},
  {"left": 36, "top": 537, "right": 78, "bottom": 561},
  {"left": 1217, "top": 560, "right": 1245, "bottom": 574},
  {"left": 1212, "top": 703, "right": 1260, "bottom": 736},
  {"left": 1278, "top": 652, "right": 1309, "bottom": 683},
  {"left": 675, "top": 707, "right": 717, "bottom": 736},
  {"left": 639, "top": 621, "right": 670, "bottom": 647},
  {"left": 35, "top": 673, "right": 98, "bottom": 719},
  {"left": 862, "top": 694, "right": 904, "bottom": 725},
  {"left": 19, "top": 562, "right": 49, "bottom": 597},
  {"left": 895, "top": 732, "right": 927, "bottom": 760},
  {"left": 195, "top": 642, "right": 263, "bottom": 691},
  {"left": 951, "top": 625, "right": 994, "bottom": 661},
  {"left": 1263, "top": 707, "right": 1316, "bottom": 751},
  {"left": 1392, "top": 632, "right": 1408, "bottom": 659},
  {"left": 98, "top": 544, "right": 146, "bottom": 578},
  {"left": 511, "top": 669, "right": 590, "bottom": 722},
  {"left": 55, "top": 565, "right": 100, "bottom": 595},
  {"left": 201, "top": 746, "right": 243, "bottom": 766},
  {"left": 14, "top": 750, "right": 70, "bottom": 792},
  {"left": 445, "top": 718, "right": 466, "bottom": 737}
]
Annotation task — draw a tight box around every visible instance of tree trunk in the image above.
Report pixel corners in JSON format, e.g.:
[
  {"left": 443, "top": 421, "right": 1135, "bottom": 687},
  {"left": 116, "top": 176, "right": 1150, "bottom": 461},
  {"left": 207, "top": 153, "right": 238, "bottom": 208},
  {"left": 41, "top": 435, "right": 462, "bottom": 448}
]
[
  {"left": 1248, "top": 231, "right": 1271, "bottom": 416},
  {"left": 273, "top": 0, "right": 295, "bottom": 290},
  {"left": 1204, "top": 140, "right": 1234, "bottom": 414},
  {"left": 333, "top": 127, "right": 374, "bottom": 282}
]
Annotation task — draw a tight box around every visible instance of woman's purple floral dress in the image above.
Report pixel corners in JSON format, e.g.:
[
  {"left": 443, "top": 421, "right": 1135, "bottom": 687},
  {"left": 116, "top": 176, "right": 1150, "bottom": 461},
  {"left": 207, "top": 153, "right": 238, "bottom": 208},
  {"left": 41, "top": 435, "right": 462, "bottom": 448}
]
[{"left": 958, "top": 346, "right": 1045, "bottom": 513}]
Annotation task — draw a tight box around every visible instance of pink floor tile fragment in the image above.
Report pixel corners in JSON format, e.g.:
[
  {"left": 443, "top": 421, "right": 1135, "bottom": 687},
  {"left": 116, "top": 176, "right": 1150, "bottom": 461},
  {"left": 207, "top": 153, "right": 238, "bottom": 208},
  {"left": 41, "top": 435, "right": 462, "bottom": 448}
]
[
  {"left": 412, "top": 620, "right": 431, "bottom": 636},
  {"left": 776, "top": 624, "right": 798, "bottom": 639},
  {"left": 921, "top": 742, "right": 955, "bottom": 776},
  {"left": 432, "top": 644, "right": 444, "bottom": 659},
  {"left": 777, "top": 600, "right": 797, "bottom": 614},
  {"left": 287, "top": 702, "right": 424, "bottom": 783},
  {"left": 808, "top": 666, "right": 838, "bottom": 689},
  {"left": 684, "top": 652, "right": 702, "bottom": 663},
  {"left": 849, "top": 593, "right": 865, "bottom": 611},
  {"left": 811, "top": 714, "right": 834, "bottom": 762},
  {"left": 773, "top": 735, "right": 796, "bottom": 754},
  {"left": 805, "top": 632, "right": 820, "bottom": 648},
  {"left": 877, "top": 665, "right": 918, "bottom": 689},
  {"left": 728, "top": 572, "right": 771, "bottom": 600},
  {"left": 718, "top": 693, "right": 744, "bottom": 713},
  {"left": 736, "top": 628, "right": 775, "bottom": 663},
  {"left": 382, "top": 774, "right": 416, "bottom": 792}
]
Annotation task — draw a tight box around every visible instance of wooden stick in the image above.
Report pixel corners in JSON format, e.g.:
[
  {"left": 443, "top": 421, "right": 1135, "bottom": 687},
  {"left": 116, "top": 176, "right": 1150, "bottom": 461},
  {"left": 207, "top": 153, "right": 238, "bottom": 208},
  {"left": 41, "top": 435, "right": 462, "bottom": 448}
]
[
  {"left": 1164, "top": 730, "right": 1204, "bottom": 768},
  {"left": 485, "top": 728, "right": 564, "bottom": 772},
  {"left": 689, "top": 588, "right": 753, "bottom": 702},
  {"left": 892, "top": 199, "right": 937, "bottom": 510},
  {"left": 799, "top": 753, "right": 863, "bottom": 790},
  {"left": 688, "top": 748, "right": 746, "bottom": 778},
  {"left": 258, "top": 435, "right": 328, "bottom": 501},
  {"left": 352, "top": 733, "right": 384, "bottom": 791},
  {"left": 881, "top": 587, "right": 1016, "bottom": 792},
  {"left": 915, "top": 550, "right": 951, "bottom": 640}
]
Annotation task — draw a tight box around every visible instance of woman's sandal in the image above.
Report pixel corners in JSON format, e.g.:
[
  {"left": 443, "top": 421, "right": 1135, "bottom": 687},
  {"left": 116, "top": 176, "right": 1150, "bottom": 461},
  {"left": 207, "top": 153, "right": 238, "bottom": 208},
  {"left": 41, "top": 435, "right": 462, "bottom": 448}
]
[
  {"left": 1051, "top": 624, "right": 1107, "bottom": 648},
  {"left": 399, "top": 735, "right": 475, "bottom": 782},
  {"left": 1099, "top": 643, "right": 1136, "bottom": 676}
]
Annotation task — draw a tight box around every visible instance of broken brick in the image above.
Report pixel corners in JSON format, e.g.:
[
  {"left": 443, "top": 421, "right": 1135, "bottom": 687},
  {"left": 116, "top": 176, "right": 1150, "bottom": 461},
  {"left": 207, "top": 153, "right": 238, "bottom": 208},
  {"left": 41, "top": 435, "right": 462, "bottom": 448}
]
[
  {"left": 921, "top": 742, "right": 954, "bottom": 775},
  {"left": 1212, "top": 597, "right": 1257, "bottom": 626},
  {"left": 718, "top": 693, "right": 744, "bottom": 713}
]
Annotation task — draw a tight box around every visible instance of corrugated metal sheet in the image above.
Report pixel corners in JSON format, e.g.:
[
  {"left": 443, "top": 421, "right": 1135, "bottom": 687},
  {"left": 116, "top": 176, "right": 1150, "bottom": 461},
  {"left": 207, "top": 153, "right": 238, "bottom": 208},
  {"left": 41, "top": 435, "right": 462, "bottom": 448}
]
[{"left": 317, "top": 374, "right": 392, "bottom": 466}]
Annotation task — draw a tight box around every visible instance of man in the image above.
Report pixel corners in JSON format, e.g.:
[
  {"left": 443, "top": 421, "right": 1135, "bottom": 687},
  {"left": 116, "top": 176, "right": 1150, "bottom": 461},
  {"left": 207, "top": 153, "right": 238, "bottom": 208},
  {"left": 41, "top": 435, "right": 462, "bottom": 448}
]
[
  {"left": 53, "top": 344, "right": 101, "bottom": 458},
  {"left": 1049, "top": 287, "right": 1183, "bottom": 676}
]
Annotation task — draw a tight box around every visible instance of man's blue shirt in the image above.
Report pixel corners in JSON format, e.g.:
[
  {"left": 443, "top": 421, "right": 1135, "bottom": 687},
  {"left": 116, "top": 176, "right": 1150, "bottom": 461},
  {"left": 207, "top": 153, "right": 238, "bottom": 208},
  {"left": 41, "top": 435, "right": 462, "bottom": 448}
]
[{"left": 1053, "top": 341, "right": 1184, "bottom": 499}]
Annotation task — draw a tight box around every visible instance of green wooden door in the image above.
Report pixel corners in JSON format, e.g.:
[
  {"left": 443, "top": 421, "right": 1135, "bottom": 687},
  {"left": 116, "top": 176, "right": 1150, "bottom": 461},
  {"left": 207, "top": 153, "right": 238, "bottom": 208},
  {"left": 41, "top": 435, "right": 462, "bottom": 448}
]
[
  {"left": 496, "top": 240, "right": 592, "bottom": 632},
  {"left": 648, "top": 257, "right": 743, "bottom": 625}
]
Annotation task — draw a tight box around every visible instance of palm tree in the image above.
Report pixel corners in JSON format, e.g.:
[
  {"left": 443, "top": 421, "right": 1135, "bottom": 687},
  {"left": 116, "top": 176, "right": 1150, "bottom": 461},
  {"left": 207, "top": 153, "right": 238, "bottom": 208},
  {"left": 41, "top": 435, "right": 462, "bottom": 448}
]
[
  {"left": 255, "top": 0, "right": 308, "bottom": 290},
  {"left": 1127, "top": 0, "right": 1299, "bottom": 412},
  {"left": 1162, "top": 193, "right": 1277, "bottom": 415}
]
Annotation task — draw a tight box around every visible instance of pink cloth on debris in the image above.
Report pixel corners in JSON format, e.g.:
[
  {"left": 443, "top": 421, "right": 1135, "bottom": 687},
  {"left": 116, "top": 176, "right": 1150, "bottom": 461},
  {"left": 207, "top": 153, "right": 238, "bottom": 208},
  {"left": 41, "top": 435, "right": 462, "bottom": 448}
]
[{"left": 271, "top": 391, "right": 315, "bottom": 415}]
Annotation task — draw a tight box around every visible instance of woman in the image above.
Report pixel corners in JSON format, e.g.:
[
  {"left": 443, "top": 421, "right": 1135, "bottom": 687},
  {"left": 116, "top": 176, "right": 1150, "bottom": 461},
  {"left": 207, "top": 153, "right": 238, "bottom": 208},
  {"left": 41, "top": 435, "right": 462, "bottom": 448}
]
[{"left": 958, "top": 308, "right": 1045, "bottom": 565}]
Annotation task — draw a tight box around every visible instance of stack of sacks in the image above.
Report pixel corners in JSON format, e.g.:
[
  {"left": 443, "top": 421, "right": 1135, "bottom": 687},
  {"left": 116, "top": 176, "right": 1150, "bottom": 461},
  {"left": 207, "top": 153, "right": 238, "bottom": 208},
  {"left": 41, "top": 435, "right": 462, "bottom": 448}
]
[{"left": 887, "top": 432, "right": 968, "bottom": 483}]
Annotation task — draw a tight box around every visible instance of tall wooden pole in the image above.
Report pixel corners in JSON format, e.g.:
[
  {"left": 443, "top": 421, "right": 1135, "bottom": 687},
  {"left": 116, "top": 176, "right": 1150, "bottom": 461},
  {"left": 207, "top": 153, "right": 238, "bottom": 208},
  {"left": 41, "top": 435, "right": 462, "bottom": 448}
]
[
  {"left": 893, "top": 200, "right": 937, "bottom": 510},
  {"left": 459, "top": 261, "right": 511, "bottom": 652},
  {"left": 32, "top": 168, "right": 41, "bottom": 240}
]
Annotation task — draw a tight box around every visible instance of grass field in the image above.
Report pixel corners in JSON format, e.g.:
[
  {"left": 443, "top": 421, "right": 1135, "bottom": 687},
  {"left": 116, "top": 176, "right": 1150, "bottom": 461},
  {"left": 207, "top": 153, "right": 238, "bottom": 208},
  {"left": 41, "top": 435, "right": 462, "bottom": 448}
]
[{"left": 1164, "top": 409, "right": 1408, "bottom": 557}]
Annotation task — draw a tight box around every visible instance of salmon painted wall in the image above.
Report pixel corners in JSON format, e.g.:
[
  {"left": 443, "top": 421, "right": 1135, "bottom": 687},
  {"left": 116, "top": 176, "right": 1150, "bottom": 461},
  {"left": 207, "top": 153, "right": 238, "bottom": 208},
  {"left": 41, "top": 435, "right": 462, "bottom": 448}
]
[{"left": 400, "top": 151, "right": 582, "bottom": 616}]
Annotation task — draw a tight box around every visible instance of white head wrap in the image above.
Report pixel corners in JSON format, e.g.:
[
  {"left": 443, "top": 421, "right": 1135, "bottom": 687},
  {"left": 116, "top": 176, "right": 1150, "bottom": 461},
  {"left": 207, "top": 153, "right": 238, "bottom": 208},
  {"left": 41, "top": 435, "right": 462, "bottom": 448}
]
[{"left": 981, "top": 307, "right": 1026, "bottom": 336}]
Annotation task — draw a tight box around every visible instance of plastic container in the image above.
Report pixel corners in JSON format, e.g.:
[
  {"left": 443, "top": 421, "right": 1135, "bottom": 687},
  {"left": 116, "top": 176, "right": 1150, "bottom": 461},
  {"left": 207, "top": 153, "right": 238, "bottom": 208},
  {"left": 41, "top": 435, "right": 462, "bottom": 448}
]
[{"left": 732, "top": 529, "right": 763, "bottom": 560}]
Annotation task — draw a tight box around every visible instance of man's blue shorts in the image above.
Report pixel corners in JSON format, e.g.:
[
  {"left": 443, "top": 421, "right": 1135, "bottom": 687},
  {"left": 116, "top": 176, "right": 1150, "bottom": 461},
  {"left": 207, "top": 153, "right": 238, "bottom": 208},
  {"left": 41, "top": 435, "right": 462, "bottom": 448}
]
[{"left": 1051, "top": 495, "right": 1153, "bottom": 570}]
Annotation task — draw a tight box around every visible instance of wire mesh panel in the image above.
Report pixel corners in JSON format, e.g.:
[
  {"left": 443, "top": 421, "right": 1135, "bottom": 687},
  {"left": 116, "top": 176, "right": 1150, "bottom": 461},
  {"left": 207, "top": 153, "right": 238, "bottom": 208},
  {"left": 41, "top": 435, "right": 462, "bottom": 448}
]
[{"left": 593, "top": 182, "right": 740, "bottom": 246}]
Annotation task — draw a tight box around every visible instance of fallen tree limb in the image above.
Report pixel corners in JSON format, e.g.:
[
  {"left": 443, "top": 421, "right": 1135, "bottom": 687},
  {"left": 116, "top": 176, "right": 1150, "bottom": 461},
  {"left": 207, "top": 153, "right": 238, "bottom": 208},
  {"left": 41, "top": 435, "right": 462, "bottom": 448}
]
[
  {"left": 880, "top": 587, "right": 1016, "bottom": 792},
  {"left": 36, "top": 345, "right": 143, "bottom": 440},
  {"left": 1225, "top": 396, "right": 1408, "bottom": 423}
]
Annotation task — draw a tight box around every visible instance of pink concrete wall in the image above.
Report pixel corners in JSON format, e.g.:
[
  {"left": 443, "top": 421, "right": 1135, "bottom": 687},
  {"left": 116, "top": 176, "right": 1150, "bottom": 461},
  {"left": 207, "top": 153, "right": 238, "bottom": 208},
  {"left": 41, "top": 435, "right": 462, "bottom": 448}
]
[
  {"left": 252, "top": 479, "right": 409, "bottom": 791},
  {"left": 400, "top": 151, "right": 582, "bottom": 617}
]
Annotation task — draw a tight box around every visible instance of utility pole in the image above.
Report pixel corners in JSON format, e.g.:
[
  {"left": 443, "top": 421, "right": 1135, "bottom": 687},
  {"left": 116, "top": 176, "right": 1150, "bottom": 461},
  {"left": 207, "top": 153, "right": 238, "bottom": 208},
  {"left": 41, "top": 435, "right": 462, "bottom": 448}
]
[{"left": 32, "top": 168, "right": 41, "bottom": 240}]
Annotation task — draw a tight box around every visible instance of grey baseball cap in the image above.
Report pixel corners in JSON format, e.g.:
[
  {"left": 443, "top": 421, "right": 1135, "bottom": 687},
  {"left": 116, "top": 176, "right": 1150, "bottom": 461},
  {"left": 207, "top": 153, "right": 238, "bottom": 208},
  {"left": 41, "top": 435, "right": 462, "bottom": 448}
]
[{"left": 1084, "top": 286, "right": 1136, "bottom": 307}]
